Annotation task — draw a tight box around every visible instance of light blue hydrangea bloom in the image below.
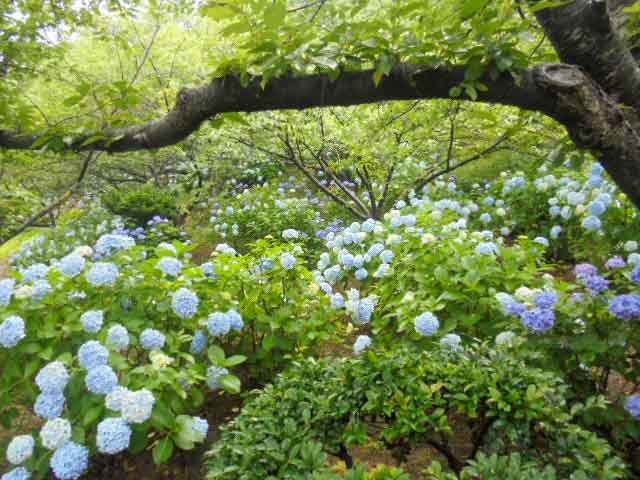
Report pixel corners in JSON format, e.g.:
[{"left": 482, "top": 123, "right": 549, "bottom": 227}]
[
  {"left": 331, "top": 293, "right": 344, "bottom": 309},
  {"left": 206, "top": 366, "right": 229, "bottom": 390},
  {"left": 475, "top": 242, "right": 497, "bottom": 255},
  {"left": 207, "top": 312, "right": 230, "bottom": 337},
  {"left": 353, "top": 335, "right": 372, "bottom": 354},
  {"left": 121, "top": 389, "right": 155, "bottom": 424},
  {"left": 86, "top": 262, "right": 119, "bottom": 286},
  {"left": 95, "top": 234, "right": 135, "bottom": 256},
  {"left": 373, "top": 264, "right": 389, "bottom": 278},
  {"left": 479, "top": 213, "right": 492, "bottom": 224},
  {"left": 21, "top": 263, "right": 48, "bottom": 282},
  {"left": 58, "top": 253, "right": 85, "bottom": 277},
  {"left": 379, "top": 250, "right": 394, "bottom": 264},
  {"left": 50, "top": 441, "right": 89, "bottom": 480},
  {"left": 156, "top": 257, "right": 182, "bottom": 276},
  {"left": 85, "top": 365, "right": 118, "bottom": 395},
  {"left": 39, "top": 418, "right": 71, "bottom": 450},
  {"left": 521, "top": 308, "right": 555, "bottom": 333},
  {"left": 0, "top": 315, "right": 25, "bottom": 348},
  {"left": 140, "top": 328, "right": 165, "bottom": 350},
  {"left": 609, "top": 294, "right": 640, "bottom": 320},
  {"left": 105, "top": 386, "right": 130, "bottom": 412},
  {"left": 280, "top": 252, "right": 296, "bottom": 270},
  {"left": 201, "top": 262, "right": 216, "bottom": 278},
  {"left": 78, "top": 341, "right": 109, "bottom": 369},
  {"left": 34, "top": 392, "right": 65, "bottom": 419},
  {"left": 550, "top": 225, "right": 562, "bottom": 239},
  {"left": 226, "top": 309, "right": 244, "bottom": 331},
  {"left": 107, "top": 324, "right": 129, "bottom": 351},
  {"left": 625, "top": 395, "right": 640, "bottom": 420},
  {"left": 588, "top": 201, "right": 606, "bottom": 217},
  {"left": 1, "top": 467, "right": 30, "bottom": 480},
  {"left": 32, "top": 279, "right": 52, "bottom": 302},
  {"left": 352, "top": 297, "right": 376, "bottom": 324},
  {"left": 440, "top": 333, "right": 462, "bottom": 351},
  {"left": 368, "top": 243, "right": 384, "bottom": 258},
  {"left": 6, "top": 435, "right": 34, "bottom": 464},
  {"left": 0, "top": 278, "right": 15, "bottom": 306},
  {"left": 171, "top": 288, "right": 199, "bottom": 319},
  {"left": 192, "top": 416, "right": 209, "bottom": 438},
  {"left": 81, "top": 310, "right": 104, "bottom": 334},
  {"left": 415, "top": 312, "right": 439, "bottom": 337},
  {"left": 96, "top": 417, "right": 131, "bottom": 454},
  {"left": 582, "top": 215, "right": 602, "bottom": 231},
  {"left": 35, "top": 362, "right": 69, "bottom": 393},
  {"left": 190, "top": 330, "right": 208, "bottom": 354},
  {"left": 355, "top": 268, "right": 368, "bottom": 280}
]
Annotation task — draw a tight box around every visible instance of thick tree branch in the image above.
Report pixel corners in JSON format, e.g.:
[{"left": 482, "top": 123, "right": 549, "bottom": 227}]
[{"left": 0, "top": 64, "right": 556, "bottom": 153}]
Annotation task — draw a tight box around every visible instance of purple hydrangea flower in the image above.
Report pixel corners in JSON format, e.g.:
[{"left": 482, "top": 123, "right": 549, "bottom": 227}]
[
  {"left": 609, "top": 294, "right": 640, "bottom": 320},
  {"left": 521, "top": 308, "right": 555, "bottom": 333}
]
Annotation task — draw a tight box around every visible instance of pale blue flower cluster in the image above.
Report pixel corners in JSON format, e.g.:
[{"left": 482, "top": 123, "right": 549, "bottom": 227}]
[
  {"left": 140, "top": 328, "right": 166, "bottom": 350},
  {"left": 608, "top": 294, "right": 640, "bottom": 320},
  {"left": 96, "top": 417, "right": 131, "bottom": 454},
  {"left": 475, "top": 242, "right": 497, "bottom": 256},
  {"left": 81, "top": 310, "right": 104, "bottom": 334},
  {"left": 120, "top": 389, "right": 155, "bottom": 424},
  {"left": 58, "top": 253, "right": 85, "bottom": 277},
  {"left": 1, "top": 467, "right": 30, "bottom": 480},
  {"left": 0, "top": 278, "right": 15, "bottom": 306},
  {"left": 280, "top": 252, "right": 296, "bottom": 270},
  {"left": 226, "top": 309, "right": 244, "bottom": 331},
  {"left": 156, "top": 256, "right": 182, "bottom": 276},
  {"left": 415, "top": 312, "right": 439, "bottom": 337},
  {"left": 282, "top": 228, "right": 299, "bottom": 239},
  {"left": 40, "top": 418, "right": 71, "bottom": 450},
  {"left": 207, "top": 312, "right": 231, "bottom": 337},
  {"left": 34, "top": 392, "right": 65, "bottom": 419},
  {"left": 207, "top": 366, "right": 229, "bottom": 389},
  {"left": 35, "top": 361, "right": 70, "bottom": 393},
  {"left": 625, "top": 395, "right": 640, "bottom": 420},
  {"left": 201, "top": 262, "right": 216, "bottom": 278},
  {"left": 95, "top": 234, "right": 135, "bottom": 256},
  {"left": 78, "top": 341, "right": 109, "bottom": 369},
  {"left": 192, "top": 416, "right": 209, "bottom": 437},
  {"left": 440, "top": 333, "right": 462, "bottom": 351},
  {"left": 353, "top": 335, "right": 372, "bottom": 354},
  {"left": 0, "top": 315, "right": 25, "bottom": 348},
  {"left": 6, "top": 435, "right": 34, "bottom": 464},
  {"left": 50, "top": 441, "right": 89, "bottom": 480},
  {"left": 107, "top": 324, "right": 129, "bottom": 351},
  {"left": 172, "top": 288, "right": 199, "bottom": 319},
  {"left": 86, "top": 262, "right": 119, "bottom": 286},
  {"left": 21, "top": 263, "right": 48, "bottom": 282},
  {"left": 521, "top": 308, "right": 555, "bottom": 333},
  {"left": 32, "top": 279, "right": 52, "bottom": 301},
  {"left": 190, "top": 329, "right": 208, "bottom": 354},
  {"left": 85, "top": 365, "right": 118, "bottom": 395}
]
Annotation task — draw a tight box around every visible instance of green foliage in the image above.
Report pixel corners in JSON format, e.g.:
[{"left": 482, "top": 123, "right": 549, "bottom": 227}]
[
  {"left": 205, "top": 344, "right": 626, "bottom": 479},
  {"left": 101, "top": 184, "right": 181, "bottom": 225}
]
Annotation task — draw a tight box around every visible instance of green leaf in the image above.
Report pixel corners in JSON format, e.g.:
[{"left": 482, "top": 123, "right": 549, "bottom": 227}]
[
  {"left": 202, "top": 4, "right": 237, "bottom": 20},
  {"left": 83, "top": 404, "right": 104, "bottom": 427},
  {"left": 153, "top": 437, "right": 174, "bottom": 465},
  {"left": 218, "top": 374, "right": 241, "bottom": 394},
  {"left": 460, "top": 0, "right": 489, "bottom": 18},
  {"left": 529, "top": 0, "right": 571, "bottom": 13},
  {"left": 208, "top": 345, "right": 226, "bottom": 365},
  {"left": 223, "top": 355, "right": 247, "bottom": 367},
  {"left": 264, "top": 2, "right": 286, "bottom": 28}
]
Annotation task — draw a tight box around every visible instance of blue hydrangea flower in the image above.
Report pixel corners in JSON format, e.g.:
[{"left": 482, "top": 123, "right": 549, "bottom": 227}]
[
  {"left": 280, "top": 252, "right": 296, "bottom": 270},
  {"left": 0, "top": 278, "right": 15, "bottom": 306},
  {"left": 608, "top": 294, "right": 640, "bottom": 320},
  {"left": 331, "top": 293, "right": 344, "bottom": 309},
  {"left": 1, "top": 467, "right": 30, "bottom": 480},
  {"left": 605, "top": 256, "right": 626, "bottom": 269},
  {"left": 355, "top": 268, "right": 368, "bottom": 280},
  {"left": 585, "top": 275, "right": 609, "bottom": 295},
  {"left": 105, "top": 386, "right": 129, "bottom": 412},
  {"left": 40, "top": 418, "right": 71, "bottom": 450},
  {"left": 588, "top": 201, "right": 606, "bottom": 217},
  {"left": 575, "top": 263, "right": 598, "bottom": 280},
  {"left": 550, "top": 225, "right": 562, "bottom": 239},
  {"left": 95, "top": 234, "right": 135, "bottom": 255},
  {"left": 533, "top": 236, "right": 549, "bottom": 247},
  {"left": 226, "top": 309, "right": 244, "bottom": 331},
  {"left": 368, "top": 243, "right": 384, "bottom": 258},
  {"left": 78, "top": 341, "right": 109, "bottom": 369},
  {"left": 549, "top": 205, "right": 561, "bottom": 217},
  {"left": 353, "top": 335, "right": 372, "bottom": 354},
  {"left": 201, "top": 262, "right": 217, "bottom": 278},
  {"left": 534, "top": 292, "right": 558, "bottom": 309},
  {"left": 86, "top": 262, "right": 119, "bottom": 286},
  {"left": 81, "top": 310, "right": 104, "bottom": 334},
  {"left": 21, "top": 263, "right": 48, "bottom": 282},
  {"left": 415, "top": 312, "right": 439, "bottom": 337},
  {"left": 156, "top": 257, "right": 182, "bottom": 276},
  {"left": 479, "top": 213, "right": 492, "bottom": 224},
  {"left": 495, "top": 331, "right": 516, "bottom": 346},
  {"left": 192, "top": 416, "right": 209, "bottom": 438},
  {"left": 107, "top": 324, "right": 129, "bottom": 351},
  {"left": 625, "top": 395, "right": 640, "bottom": 420},
  {"left": 207, "top": 312, "right": 230, "bottom": 337},
  {"left": 34, "top": 392, "right": 65, "bottom": 419},
  {"left": 85, "top": 365, "right": 118, "bottom": 395},
  {"left": 58, "top": 253, "right": 85, "bottom": 277},
  {"left": 521, "top": 308, "right": 555, "bottom": 333},
  {"left": 171, "top": 288, "right": 199, "bottom": 319},
  {"left": 0, "top": 315, "right": 25, "bottom": 348},
  {"left": 35, "top": 362, "right": 69, "bottom": 393},
  {"left": 351, "top": 297, "right": 376, "bottom": 324},
  {"left": 50, "top": 441, "right": 89, "bottom": 480},
  {"left": 96, "top": 417, "right": 131, "bottom": 454},
  {"left": 140, "top": 329, "right": 165, "bottom": 350},
  {"left": 631, "top": 266, "right": 640, "bottom": 284},
  {"left": 582, "top": 215, "right": 602, "bottom": 231},
  {"left": 440, "top": 333, "right": 462, "bottom": 351},
  {"left": 6, "top": 435, "right": 34, "bottom": 464},
  {"left": 475, "top": 242, "right": 497, "bottom": 255},
  {"left": 505, "top": 301, "right": 526, "bottom": 317},
  {"left": 373, "top": 264, "right": 390, "bottom": 278},
  {"left": 379, "top": 250, "right": 394, "bottom": 264},
  {"left": 206, "top": 366, "right": 229, "bottom": 390},
  {"left": 32, "top": 279, "right": 52, "bottom": 302},
  {"left": 190, "top": 330, "right": 207, "bottom": 354},
  {"left": 120, "top": 389, "right": 155, "bottom": 424}
]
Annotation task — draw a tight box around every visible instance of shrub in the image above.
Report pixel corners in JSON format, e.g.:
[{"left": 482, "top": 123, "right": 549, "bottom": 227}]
[
  {"left": 205, "top": 343, "right": 626, "bottom": 479},
  {"left": 101, "top": 184, "right": 180, "bottom": 225}
]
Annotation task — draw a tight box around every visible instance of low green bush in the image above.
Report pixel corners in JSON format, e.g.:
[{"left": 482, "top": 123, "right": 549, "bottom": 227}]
[{"left": 101, "top": 184, "right": 181, "bottom": 225}]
